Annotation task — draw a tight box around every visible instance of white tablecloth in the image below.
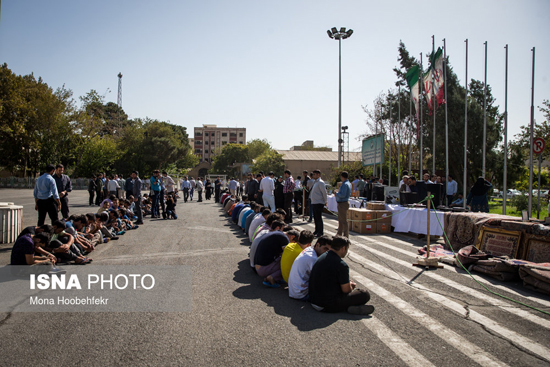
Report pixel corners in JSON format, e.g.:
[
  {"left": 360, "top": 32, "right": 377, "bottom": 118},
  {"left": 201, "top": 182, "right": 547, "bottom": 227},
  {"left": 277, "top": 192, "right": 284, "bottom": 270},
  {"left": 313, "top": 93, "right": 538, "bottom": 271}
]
[
  {"left": 327, "top": 195, "right": 365, "bottom": 213},
  {"left": 385, "top": 204, "right": 444, "bottom": 236}
]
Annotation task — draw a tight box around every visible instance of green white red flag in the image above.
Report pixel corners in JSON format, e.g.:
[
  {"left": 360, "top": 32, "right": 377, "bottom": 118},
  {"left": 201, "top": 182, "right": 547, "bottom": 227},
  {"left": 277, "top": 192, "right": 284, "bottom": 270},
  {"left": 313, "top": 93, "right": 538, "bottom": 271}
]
[
  {"left": 406, "top": 65, "right": 420, "bottom": 137},
  {"left": 431, "top": 47, "right": 445, "bottom": 106}
]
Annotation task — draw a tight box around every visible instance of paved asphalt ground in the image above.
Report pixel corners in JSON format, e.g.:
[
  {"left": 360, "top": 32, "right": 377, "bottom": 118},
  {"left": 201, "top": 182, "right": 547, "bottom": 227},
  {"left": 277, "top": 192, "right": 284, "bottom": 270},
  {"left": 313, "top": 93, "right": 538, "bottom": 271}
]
[{"left": 0, "top": 189, "right": 550, "bottom": 366}]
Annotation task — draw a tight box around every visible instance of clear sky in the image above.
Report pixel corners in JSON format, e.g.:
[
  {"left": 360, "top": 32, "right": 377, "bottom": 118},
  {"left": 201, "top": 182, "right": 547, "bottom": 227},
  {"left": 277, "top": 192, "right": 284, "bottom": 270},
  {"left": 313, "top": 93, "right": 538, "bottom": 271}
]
[{"left": 1, "top": 0, "right": 549, "bottom": 152}]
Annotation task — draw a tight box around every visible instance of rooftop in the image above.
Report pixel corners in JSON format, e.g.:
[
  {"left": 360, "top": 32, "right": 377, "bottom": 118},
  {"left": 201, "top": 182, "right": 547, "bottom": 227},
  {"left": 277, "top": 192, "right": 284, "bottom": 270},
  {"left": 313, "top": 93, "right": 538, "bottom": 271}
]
[{"left": 277, "top": 150, "right": 361, "bottom": 161}]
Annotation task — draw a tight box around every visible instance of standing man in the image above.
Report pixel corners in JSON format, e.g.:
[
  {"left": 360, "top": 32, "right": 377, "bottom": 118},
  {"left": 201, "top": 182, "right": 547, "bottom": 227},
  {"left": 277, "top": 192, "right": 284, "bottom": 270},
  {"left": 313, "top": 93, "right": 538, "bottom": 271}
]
[
  {"left": 189, "top": 177, "right": 196, "bottom": 201},
  {"left": 181, "top": 176, "right": 191, "bottom": 202},
  {"left": 150, "top": 170, "right": 162, "bottom": 218},
  {"left": 214, "top": 176, "right": 221, "bottom": 203},
  {"left": 246, "top": 174, "right": 259, "bottom": 202},
  {"left": 309, "top": 169, "right": 327, "bottom": 237},
  {"left": 163, "top": 171, "right": 175, "bottom": 196},
  {"left": 282, "top": 170, "right": 295, "bottom": 224},
  {"left": 255, "top": 173, "right": 264, "bottom": 205},
  {"left": 356, "top": 175, "right": 366, "bottom": 197},
  {"left": 132, "top": 171, "right": 144, "bottom": 225},
  {"left": 259, "top": 172, "right": 276, "bottom": 211},
  {"left": 33, "top": 164, "right": 61, "bottom": 226},
  {"left": 196, "top": 178, "right": 204, "bottom": 202},
  {"left": 95, "top": 173, "right": 104, "bottom": 206},
  {"left": 107, "top": 175, "right": 120, "bottom": 197},
  {"left": 88, "top": 174, "right": 96, "bottom": 206},
  {"left": 125, "top": 174, "right": 134, "bottom": 199},
  {"left": 228, "top": 177, "right": 238, "bottom": 196},
  {"left": 53, "top": 164, "right": 72, "bottom": 220},
  {"left": 335, "top": 171, "right": 351, "bottom": 238},
  {"left": 447, "top": 174, "right": 457, "bottom": 206}
]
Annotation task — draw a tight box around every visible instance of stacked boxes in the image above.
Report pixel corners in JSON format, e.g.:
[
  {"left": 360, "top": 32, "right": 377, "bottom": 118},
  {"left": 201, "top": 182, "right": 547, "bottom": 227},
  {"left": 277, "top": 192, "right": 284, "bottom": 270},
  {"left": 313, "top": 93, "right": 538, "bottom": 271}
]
[{"left": 347, "top": 205, "right": 392, "bottom": 235}]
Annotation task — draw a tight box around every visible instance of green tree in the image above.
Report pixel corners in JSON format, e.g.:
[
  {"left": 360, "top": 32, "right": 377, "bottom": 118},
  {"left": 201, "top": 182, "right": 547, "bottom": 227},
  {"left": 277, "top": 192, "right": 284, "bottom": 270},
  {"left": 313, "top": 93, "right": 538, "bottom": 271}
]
[
  {"left": 513, "top": 99, "right": 550, "bottom": 160},
  {"left": 251, "top": 150, "right": 285, "bottom": 177},
  {"left": 73, "top": 136, "right": 120, "bottom": 177},
  {"left": 212, "top": 143, "right": 250, "bottom": 175},
  {"left": 0, "top": 64, "right": 76, "bottom": 176},
  {"left": 247, "top": 138, "right": 271, "bottom": 159}
]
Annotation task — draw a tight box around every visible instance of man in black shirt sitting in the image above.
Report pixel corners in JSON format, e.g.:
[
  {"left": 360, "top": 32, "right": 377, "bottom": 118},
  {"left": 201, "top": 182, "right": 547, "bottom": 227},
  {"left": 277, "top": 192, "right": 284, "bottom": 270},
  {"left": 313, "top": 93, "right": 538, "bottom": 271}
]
[{"left": 309, "top": 235, "right": 374, "bottom": 315}]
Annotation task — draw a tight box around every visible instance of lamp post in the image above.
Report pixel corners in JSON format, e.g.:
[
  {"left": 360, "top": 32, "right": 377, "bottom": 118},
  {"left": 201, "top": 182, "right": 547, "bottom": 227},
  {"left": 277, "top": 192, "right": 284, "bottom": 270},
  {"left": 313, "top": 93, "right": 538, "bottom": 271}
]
[{"left": 327, "top": 27, "right": 354, "bottom": 168}]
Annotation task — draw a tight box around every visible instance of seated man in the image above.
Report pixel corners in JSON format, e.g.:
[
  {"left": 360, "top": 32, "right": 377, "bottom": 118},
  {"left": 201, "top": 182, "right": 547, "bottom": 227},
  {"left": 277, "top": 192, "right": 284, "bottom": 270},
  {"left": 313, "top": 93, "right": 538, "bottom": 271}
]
[
  {"left": 281, "top": 230, "right": 314, "bottom": 284},
  {"left": 408, "top": 177, "right": 418, "bottom": 193},
  {"left": 450, "top": 194, "right": 464, "bottom": 207},
  {"left": 249, "top": 213, "right": 284, "bottom": 268},
  {"left": 48, "top": 221, "right": 91, "bottom": 264},
  {"left": 17, "top": 224, "right": 54, "bottom": 240},
  {"left": 11, "top": 232, "right": 56, "bottom": 266},
  {"left": 309, "top": 235, "right": 374, "bottom": 315},
  {"left": 249, "top": 208, "right": 270, "bottom": 241},
  {"left": 399, "top": 175, "right": 410, "bottom": 193},
  {"left": 253, "top": 220, "right": 289, "bottom": 287},
  {"left": 288, "top": 235, "right": 332, "bottom": 300}
]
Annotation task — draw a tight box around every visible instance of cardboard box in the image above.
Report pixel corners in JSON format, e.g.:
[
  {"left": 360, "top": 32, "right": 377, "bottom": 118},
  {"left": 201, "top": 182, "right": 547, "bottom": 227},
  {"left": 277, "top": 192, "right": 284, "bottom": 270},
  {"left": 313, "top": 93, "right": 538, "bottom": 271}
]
[
  {"left": 353, "top": 221, "right": 377, "bottom": 234},
  {"left": 348, "top": 207, "right": 360, "bottom": 220},
  {"left": 377, "top": 221, "right": 391, "bottom": 234},
  {"left": 352, "top": 209, "right": 376, "bottom": 221},
  {"left": 352, "top": 190, "right": 360, "bottom": 198},
  {"left": 367, "top": 201, "right": 386, "bottom": 210},
  {"left": 376, "top": 210, "right": 392, "bottom": 224}
]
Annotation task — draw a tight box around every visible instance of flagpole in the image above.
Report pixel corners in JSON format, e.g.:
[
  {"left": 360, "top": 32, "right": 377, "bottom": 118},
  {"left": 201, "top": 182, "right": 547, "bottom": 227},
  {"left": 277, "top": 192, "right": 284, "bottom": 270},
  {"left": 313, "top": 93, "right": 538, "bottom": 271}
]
[
  {"left": 398, "top": 85, "right": 401, "bottom": 186},
  {"left": 463, "top": 39, "right": 469, "bottom": 209},
  {"left": 528, "top": 47, "right": 536, "bottom": 218},
  {"left": 420, "top": 52, "right": 424, "bottom": 177},
  {"left": 409, "top": 97, "right": 412, "bottom": 173},
  {"left": 444, "top": 38, "right": 449, "bottom": 206},
  {"left": 482, "top": 41, "right": 488, "bottom": 178},
  {"left": 503, "top": 44, "right": 509, "bottom": 215},
  {"left": 432, "top": 35, "right": 436, "bottom": 176},
  {"left": 374, "top": 105, "right": 378, "bottom": 179},
  {"left": 389, "top": 97, "right": 392, "bottom": 186}
]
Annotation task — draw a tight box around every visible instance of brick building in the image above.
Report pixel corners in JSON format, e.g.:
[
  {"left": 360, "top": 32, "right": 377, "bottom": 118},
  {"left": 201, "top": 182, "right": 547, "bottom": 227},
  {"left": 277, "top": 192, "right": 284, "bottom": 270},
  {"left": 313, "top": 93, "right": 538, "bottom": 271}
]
[{"left": 193, "top": 124, "right": 246, "bottom": 163}]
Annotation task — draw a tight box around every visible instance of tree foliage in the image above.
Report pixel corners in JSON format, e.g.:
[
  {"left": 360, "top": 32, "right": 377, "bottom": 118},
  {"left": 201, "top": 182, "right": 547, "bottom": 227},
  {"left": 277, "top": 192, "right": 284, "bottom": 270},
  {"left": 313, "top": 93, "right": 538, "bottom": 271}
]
[
  {"left": 247, "top": 138, "right": 272, "bottom": 160},
  {"left": 362, "top": 42, "right": 504, "bottom": 191},
  {"left": 0, "top": 64, "right": 195, "bottom": 177},
  {"left": 212, "top": 144, "right": 250, "bottom": 175},
  {"left": 251, "top": 150, "right": 285, "bottom": 177}
]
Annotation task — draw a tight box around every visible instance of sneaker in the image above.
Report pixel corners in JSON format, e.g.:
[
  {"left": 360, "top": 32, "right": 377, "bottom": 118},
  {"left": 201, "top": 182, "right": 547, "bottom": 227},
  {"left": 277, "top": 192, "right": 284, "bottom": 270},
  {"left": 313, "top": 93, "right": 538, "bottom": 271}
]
[
  {"left": 347, "top": 305, "right": 375, "bottom": 315},
  {"left": 103, "top": 238, "right": 111, "bottom": 243},
  {"left": 49, "top": 267, "right": 67, "bottom": 275}
]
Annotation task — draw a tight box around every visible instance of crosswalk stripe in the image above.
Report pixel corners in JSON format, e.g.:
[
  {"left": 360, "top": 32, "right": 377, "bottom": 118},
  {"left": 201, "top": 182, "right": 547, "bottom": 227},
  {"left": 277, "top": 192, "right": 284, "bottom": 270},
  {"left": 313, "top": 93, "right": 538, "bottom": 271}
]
[
  {"left": 350, "top": 270, "right": 508, "bottom": 367},
  {"left": 347, "top": 236, "right": 550, "bottom": 330},
  {"left": 338, "top": 239, "right": 550, "bottom": 363},
  {"left": 319, "top": 217, "right": 550, "bottom": 309},
  {"left": 360, "top": 316, "right": 437, "bottom": 367}
]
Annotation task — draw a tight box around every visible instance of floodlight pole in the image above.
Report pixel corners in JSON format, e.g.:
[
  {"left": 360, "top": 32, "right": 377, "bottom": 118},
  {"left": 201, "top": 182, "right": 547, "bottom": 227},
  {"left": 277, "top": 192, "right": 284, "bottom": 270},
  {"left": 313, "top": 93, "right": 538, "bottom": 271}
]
[{"left": 327, "top": 27, "right": 353, "bottom": 168}]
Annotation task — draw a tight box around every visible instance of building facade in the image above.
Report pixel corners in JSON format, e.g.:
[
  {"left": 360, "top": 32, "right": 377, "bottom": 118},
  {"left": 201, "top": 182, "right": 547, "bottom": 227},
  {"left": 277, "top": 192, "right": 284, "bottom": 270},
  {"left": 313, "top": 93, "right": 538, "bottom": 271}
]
[{"left": 193, "top": 124, "right": 246, "bottom": 163}]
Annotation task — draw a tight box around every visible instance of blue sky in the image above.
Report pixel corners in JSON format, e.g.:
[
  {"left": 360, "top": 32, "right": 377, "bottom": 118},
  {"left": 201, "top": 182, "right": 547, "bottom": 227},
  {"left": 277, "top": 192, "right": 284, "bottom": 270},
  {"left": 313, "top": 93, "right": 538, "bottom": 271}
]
[{"left": 1, "top": 0, "right": 549, "bottom": 152}]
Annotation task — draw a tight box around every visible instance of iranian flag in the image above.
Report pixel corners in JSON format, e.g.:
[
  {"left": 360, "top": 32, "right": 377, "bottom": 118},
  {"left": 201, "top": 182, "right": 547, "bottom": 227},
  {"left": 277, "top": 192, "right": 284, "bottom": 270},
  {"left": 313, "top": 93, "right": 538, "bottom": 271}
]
[
  {"left": 406, "top": 65, "right": 420, "bottom": 137},
  {"left": 423, "top": 68, "right": 434, "bottom": 115},
  {"left": 431, "top": 47, "right": 445, "bottom": 106}
]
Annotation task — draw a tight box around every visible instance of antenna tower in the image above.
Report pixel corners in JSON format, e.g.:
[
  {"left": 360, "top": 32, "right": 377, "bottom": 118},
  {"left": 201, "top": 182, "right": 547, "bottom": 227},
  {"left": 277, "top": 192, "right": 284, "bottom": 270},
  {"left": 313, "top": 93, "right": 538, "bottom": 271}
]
[{"left": 117, "top": 73, "right": 123, "bottom": 108}]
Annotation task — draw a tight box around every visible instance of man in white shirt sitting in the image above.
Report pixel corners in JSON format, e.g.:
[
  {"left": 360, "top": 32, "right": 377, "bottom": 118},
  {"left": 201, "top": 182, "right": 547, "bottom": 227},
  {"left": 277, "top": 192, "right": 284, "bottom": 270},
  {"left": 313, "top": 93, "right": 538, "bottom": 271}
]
[{"left": 288, "top": 235, "right": 332, "bottom": 300}]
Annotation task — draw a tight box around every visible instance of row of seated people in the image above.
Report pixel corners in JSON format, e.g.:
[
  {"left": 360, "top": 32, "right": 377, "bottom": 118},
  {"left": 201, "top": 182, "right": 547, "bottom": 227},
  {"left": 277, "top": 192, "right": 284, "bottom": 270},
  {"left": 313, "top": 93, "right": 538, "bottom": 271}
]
[
  {"left": 10, "top": 201, "right": 142, "bottom": 270},
  {"left": 219, "top": 191, "right": 375, "bottom": 316}
]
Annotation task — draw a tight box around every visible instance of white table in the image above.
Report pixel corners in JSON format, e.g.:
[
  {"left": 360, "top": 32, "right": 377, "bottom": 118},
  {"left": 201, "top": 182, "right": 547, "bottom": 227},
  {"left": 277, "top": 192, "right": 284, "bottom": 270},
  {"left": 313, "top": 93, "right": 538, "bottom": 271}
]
[
  {"left": 386, "top": 204, "right": 445, "bottom": 236},
  {"left": 326, "top": 195, "right": 365, "bottom": 214}
]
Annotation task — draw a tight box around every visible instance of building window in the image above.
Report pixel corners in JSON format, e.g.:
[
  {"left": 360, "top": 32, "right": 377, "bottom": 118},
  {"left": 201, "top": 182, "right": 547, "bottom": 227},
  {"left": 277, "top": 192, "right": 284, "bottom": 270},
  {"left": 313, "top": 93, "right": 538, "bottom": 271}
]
[
  {"left": 239, "top": 133, "right": 243, "bottom": 137},
  {"left": 195, "top": 132, "right": 202, "bottom": 137},
  {"left": 205, "top": 149, "right": 209, "bottom": 154},
  {"left": 222, "top": 141, "right": 227, "bottom": 145},
  {"left": 222, "top": 132, "right": 227, "bottom": 137},
  {"left": 195, "top": 149, "right": 202, "bottom": 154},
  {"left": 230, "top": 133, "right": 237, "bottom": 137},
  {"left": 239, "top": 141, "right": 243, "bottom": 144}
]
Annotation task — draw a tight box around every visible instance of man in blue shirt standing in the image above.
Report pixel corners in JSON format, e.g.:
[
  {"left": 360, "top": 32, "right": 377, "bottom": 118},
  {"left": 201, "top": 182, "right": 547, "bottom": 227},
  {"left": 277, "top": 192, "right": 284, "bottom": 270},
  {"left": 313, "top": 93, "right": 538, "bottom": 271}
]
[
  {"left": 335, "top": 171, "right": 352, "bottom": 238},
  {"left": 33, "top": 164, "right": 61, "bottom": 226}
]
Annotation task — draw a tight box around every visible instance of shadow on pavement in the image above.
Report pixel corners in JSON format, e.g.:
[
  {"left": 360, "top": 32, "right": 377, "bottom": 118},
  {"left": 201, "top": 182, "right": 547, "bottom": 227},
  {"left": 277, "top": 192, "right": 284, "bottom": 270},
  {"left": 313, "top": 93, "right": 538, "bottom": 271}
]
[{"left": 232, "top": 259, "right": 355, "bottom": 331}]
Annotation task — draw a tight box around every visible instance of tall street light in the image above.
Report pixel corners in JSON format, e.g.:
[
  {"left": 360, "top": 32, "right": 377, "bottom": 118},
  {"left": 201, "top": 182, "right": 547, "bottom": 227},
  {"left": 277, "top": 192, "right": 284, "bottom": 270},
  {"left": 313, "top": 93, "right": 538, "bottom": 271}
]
[{"left": 327, "top": 26, "right": 353, "bottom": 168}]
